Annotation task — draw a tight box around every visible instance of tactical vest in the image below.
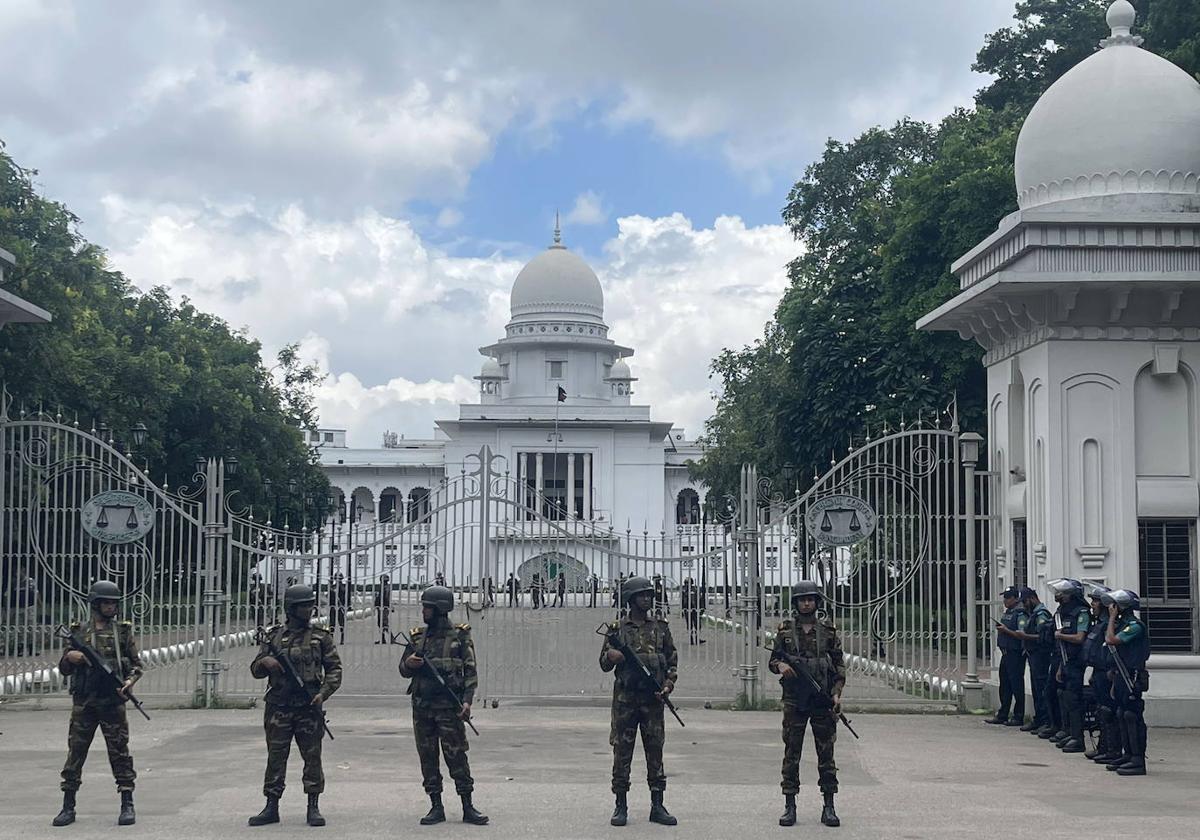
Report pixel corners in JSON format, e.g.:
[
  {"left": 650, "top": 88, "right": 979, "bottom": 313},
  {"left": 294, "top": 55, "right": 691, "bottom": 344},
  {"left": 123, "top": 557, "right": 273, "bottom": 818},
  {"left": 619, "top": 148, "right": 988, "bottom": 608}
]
[
  {"left": 999, "top": 606, "right": 1026, "bottom": 653},
  {"left": 69, "top": 621, "right": 130, "bottom": 705},
  {"left": 1056, "top": 600, "right": 1089, "bottom": 665},
  {"left": 265, "top": 624, "right": 329, "bottom": 707},
  {"left": 614, "top": 619, "right": 669, "bottom": 691},
  {"left": 407, "top": 623, "right": 470, "bottom": 706},
  {"left": 1113, "top": 616, "right": 1151, "bottom": 673},
  {"left": 1024, "top": 604, "right": 1054, "bottom": 655},
  {"left": 778, "top": 617, "right": 834, "bottom": 707},
  {"left": 1081, "top": 617, "right": 1111, "bottom": 669}
]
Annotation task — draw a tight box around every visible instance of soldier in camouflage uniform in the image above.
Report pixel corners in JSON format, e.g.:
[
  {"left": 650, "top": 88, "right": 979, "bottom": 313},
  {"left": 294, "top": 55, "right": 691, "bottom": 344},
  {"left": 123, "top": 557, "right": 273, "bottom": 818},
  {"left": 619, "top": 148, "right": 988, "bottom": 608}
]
[
  {"left": 248, "top": 583, "right": 342, "bottom": 827},
  {"left": 599, "top": 574, "right": 679, "bottom": 827},
  {"left": 769, "top": 580, "right": 846, "bottom": 828},
  {"left": 53, "top": 580, "right": 144, "bottom": 828},
  {"left": 399, "top": 585, "right": 489, "bottom": 826}
]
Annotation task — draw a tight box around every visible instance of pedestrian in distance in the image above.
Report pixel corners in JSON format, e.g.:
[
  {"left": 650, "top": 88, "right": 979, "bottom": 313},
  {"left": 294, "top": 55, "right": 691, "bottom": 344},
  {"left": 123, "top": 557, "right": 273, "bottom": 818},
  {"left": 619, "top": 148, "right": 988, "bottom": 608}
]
[
  {"left": 589, "top": 573, "right": 600, "bottom": 608},
  {"left": 506, "top": 573, "right": 520, "bottom": 607},
  {"left": 375, "top": 574, "right": 393, "bottom": 644},
  {"left": 554, "top": 572, "right": 567, "bottom": 608}
]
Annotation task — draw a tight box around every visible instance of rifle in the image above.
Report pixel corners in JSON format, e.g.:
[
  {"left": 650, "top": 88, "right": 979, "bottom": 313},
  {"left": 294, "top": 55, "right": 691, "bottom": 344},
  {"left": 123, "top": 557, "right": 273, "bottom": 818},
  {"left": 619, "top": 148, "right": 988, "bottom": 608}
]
[
  {"left": 398, "top": 631, "right": 480, "bottom": 736},
  {"left": 1053, "top": 612, "right": 1071, "bottom": 669},
  {"left": 55, "top": 624, "right": 150, "bottom": 721},
  {"left": 1105, "top": 642, "right": 1136, "bottom": 694},
  {"left": 766, "top": 645, "right": 859, "bottom": 739},
  {"left": 596, "top": 623, "right": 684, "bottom": 727},
  {"left": 253, "top": 627, "right": 334, "bottom": 740}
]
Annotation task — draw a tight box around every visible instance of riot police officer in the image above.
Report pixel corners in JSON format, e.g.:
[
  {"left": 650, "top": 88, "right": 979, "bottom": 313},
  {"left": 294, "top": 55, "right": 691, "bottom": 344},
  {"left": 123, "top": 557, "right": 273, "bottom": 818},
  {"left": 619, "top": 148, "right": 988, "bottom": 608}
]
[
  {"left": 399, "top": 585, "right": 488, "bottom": 825},
  {"left": 1048, "top": 578, "right": 1091, "bottom": 752},
  {"left": 248, "top": 584, "right": 343, "bottom": 827},
  {"left": 1013, "top": 587, "right": 1056, "bottom": 735},
  {"left": 1080, "top": 584, "right": 1117, "bottom": 762},
  {"left": 53, "top": 580, "right": 144, "bottom": 827},
  {"left": 599, "top": 575, "right": 679, "bottom": 827},
  {"left": 1103, "top": 589, "right": 1150, "bottom": 775},
  {"left": 988, "top": 585, "right": 1028, "bottom": 726},
  {"left": 768, "top": 580, "right": 845, "bottom": 828}
]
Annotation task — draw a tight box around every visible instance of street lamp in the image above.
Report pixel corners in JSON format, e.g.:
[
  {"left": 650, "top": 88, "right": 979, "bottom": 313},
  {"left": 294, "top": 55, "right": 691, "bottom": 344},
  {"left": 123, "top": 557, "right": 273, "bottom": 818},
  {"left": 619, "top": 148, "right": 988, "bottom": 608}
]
[
  {"left": 225, "top": 455, "right": 239, "bottom": 477},
  {"left": 131, "top": 422, "right": 148, "bottom": 448}
]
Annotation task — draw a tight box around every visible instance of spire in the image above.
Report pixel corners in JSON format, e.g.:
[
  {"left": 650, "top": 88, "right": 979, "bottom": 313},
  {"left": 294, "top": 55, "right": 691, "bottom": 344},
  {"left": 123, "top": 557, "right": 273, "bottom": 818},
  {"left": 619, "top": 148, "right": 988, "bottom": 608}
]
[
  {"left": 551, "top": 211, "right": 565, "bottom": 249},
  {"left": 1101, "top": 1, "right": 1142, "bottom": 47}
]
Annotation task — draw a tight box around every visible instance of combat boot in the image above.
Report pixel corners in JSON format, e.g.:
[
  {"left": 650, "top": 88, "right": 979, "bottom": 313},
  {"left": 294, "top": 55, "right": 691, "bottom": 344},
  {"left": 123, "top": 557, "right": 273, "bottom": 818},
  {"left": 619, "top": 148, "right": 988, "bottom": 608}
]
[
  {"left": 420, "top": 793, "right": 446, "bottom": 825},
  {"left": 779, "top": 794, "right": 797, "bottom": 827},
  {"left": 610, "top": 792, "right": 628, "bottom": 827},
  {"left": 1019, "top": 720, "right": 1040, "bottom": 732},
  {"left": 118, "top": 791, "right": 136, "bottom": 826},
  {"left": 1036, "top": 725, "right": 1056, "bottom": 739},
  {"left": 307, "top": 793, "right": 326, "bottom": 827},
  {"left": 461, "top": 794, "right": 488, "bottom": 825},
  {"left": 248, "top": 795, "right": 280, "bottom": 826},
  {"left": 820, "top": 791, "right": 840, "bottom": 828},
  {"left": 52, "top": 791, "right": 76, "bottom": 827},
  {"left": 648, "top": 790, "right": 677, "bottom": 826},
  {"left": 1116, "top": 719, "right": 1147, "bottom": 776}
]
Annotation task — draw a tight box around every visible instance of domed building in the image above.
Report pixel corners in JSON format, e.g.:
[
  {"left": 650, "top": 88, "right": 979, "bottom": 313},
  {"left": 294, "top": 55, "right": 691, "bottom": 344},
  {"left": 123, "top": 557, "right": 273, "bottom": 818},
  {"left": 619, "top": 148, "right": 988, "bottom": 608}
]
[
  {"left": 918, "top": 1, "right": 1200, "bottom": 720},
  {"left": 316, "top": 223, "right": 707, "bottom": 588}
]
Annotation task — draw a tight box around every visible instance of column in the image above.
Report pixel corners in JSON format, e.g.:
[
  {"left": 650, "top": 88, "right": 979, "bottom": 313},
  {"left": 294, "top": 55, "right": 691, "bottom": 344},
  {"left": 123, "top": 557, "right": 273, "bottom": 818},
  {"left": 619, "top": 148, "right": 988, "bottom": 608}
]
[
  {"left": 516, "top": 452, "right": 525, "bottom": 515},
  {"left": 536, "top": 452, "right": 545, "bottom": 517},
  {"left": 583, "top": 453, "right": 593, "bottom": 520},
  {"left": 566, "top": 452, "right": 576, "bottom": 519}
]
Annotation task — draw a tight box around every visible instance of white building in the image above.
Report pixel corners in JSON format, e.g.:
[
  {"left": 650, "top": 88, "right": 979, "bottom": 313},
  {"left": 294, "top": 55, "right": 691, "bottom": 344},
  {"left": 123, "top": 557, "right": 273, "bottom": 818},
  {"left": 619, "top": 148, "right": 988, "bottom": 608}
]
[
  {"left": 0, "top": 247, "right": 52, "bottom": 330},
  {"left": 918, "top": 0, "right": 1200, "bottom": 722}
]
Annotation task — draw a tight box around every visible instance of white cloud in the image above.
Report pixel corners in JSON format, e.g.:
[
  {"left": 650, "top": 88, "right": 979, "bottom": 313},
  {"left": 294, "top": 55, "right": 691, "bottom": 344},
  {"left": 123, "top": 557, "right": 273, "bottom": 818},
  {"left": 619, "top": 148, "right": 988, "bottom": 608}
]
[
  {"left": 565, "top": 190, "right": 607, "bottom": 226},
  {"left": 436, "top": 207, "right": 464, "bottom": 228}
]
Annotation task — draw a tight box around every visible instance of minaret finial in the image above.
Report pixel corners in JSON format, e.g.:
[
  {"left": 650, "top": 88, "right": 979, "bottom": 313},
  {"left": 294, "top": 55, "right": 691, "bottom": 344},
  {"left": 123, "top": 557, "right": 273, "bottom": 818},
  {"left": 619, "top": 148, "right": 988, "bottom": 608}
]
[
  {"left": 1101, "top": 1, "right": 1142, "bottom": 47},
  {"left": 553, "top": 210, "right": 562, "bottom": 246}
]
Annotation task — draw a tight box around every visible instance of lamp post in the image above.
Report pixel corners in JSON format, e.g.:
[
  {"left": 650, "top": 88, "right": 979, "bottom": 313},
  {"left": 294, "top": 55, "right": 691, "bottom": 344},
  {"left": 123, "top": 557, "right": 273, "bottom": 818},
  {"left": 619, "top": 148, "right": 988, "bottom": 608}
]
[{"left": 960, "top": 431, "right": 985, "bottom": 710}]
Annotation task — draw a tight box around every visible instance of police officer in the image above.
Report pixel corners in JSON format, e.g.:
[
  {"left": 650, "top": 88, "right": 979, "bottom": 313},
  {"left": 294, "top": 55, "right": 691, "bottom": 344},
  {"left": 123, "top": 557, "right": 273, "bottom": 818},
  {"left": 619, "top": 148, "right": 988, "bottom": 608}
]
[
  {"left": 600, "top": 575, "right": 678, "bottom": 827},
  {"left": 248, "top": 584, "right": 343, "bottom": 827},
  {"left": 1079, "top": 584, "right": 1116, "bottom": 762},
  {"left": 1103, "top": 589, "right": 1150, "bottom": 776},
  {"left": 53, "top": 580, "right": 144, "bottom": 827},
  {"left": 1048, "top": 578, "right": 1091, "bottom": 752},
  {"left": 399, "top": 586, "right": 488, "bottom": 826},
  {"left": 1012, "top": 587, "right": 1056, "bottom": 736},
  {"left": 987, "top": 585, "right": 1028, "bottom": 726},
  {"left": 769, "top": 580, "right": 845, "bottom": 828}
]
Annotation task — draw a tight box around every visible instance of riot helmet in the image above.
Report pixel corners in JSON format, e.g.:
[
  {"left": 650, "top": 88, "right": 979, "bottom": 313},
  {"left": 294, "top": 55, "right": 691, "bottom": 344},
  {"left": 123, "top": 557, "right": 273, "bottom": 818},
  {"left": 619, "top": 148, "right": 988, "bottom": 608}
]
[
  {"left": 1086, "top": 582, "right": 1111, "bottom": 601},
  {"left": 283, "top": 584, "right": 316, "bottom": 611},
  {"left": 1048, "top": 578, "right": 1085, "bottom": 602},
  {"left": 420, "top": 585, "right": 454, "bottom": 615},
  {"left": 621, "top": 576, "right": 654, "bottom": 605},
  {"left": 1109, "top": 589, "right": 1141, "bottom": 612},
  {"left": 87, "top": 580, "right": 122, "bottom": 605},
  {"left": 790, "top": 580, "right": 824, "bottom": 608}
]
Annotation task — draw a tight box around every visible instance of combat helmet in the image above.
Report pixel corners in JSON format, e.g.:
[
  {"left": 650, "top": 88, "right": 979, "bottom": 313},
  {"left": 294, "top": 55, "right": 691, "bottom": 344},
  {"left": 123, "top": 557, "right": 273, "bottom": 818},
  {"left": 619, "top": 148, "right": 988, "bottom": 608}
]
[
  {"left": 421, "top": 585, "right": 454, "bottom": 615},
  {"left": 87, "top": 580, "right": 122, "bottom": 605},
  {"left": 283, "top": 584, "right": 317, "bottom": 611},
  {"left": 791, "top": 580, "right": 824, "bottom": 607},
  {"left": 620, "top": 575, "right": 654, "bottom": 604}
]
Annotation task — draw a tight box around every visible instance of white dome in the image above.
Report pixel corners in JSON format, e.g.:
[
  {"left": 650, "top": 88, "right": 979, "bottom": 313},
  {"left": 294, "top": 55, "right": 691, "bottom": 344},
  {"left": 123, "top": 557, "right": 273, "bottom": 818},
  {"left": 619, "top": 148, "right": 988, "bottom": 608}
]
[
  {"left": 509, "top": 242, "right": 604, "bottom": 324},
  {"left": 609, "top": 358, "right": 632, "bottom": 380},
  {"left": 480, "top": 357, "right": 503, "bottom": 379},
  {"left": 1014, "top": 2, "right": 1200, "bottom": 210}
]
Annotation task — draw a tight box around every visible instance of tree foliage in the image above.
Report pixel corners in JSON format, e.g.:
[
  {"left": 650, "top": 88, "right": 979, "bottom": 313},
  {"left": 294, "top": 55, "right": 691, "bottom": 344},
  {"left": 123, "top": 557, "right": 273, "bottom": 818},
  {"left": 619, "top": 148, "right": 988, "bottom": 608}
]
[
  {"left": 0, "top": 145, "right": 330, "bottom": 526},
  {"left": 693, "top": 0, "right": 1200, "bottom": 499}
]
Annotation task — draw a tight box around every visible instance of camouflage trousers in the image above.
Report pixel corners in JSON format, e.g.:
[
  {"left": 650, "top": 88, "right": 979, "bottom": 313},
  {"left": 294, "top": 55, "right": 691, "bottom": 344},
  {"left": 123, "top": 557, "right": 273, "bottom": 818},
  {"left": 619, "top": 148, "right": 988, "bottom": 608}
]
[
  {"left": 412, "top": 704, "right": 474, "bottom": 795},
  {"left": 781, "top": 705, "right": 838, "bottom": 795},
  {"left": 610, "top": 699, "right": 666, "bottom": 793},
  {"left": 261, "top": 705, "right": 325, "bottom": 798},
  {"left": 60, "top": 703, "right": 136, "bottom": 792}
]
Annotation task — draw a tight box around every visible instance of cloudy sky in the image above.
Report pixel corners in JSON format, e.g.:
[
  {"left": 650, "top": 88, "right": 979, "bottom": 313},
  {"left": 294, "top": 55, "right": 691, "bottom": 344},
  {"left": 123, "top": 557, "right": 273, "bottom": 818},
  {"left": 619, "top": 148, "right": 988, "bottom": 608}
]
[{"left": 0, "top": 0, "right": 1016, "bottom": 445}]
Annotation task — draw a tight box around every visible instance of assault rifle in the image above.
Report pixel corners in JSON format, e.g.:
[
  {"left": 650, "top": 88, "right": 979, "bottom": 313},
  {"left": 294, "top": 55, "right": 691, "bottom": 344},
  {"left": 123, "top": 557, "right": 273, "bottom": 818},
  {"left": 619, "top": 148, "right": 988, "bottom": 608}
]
[
  {"left": 1052, "top": 612, "right": 1071, "bottom": 668},
  {"left": 596, "top": 623, "right": 685, "bottom": 727},
  {"left": 398, "top": 631, "right": 480, "bottom": 736},
  {"left": 253, "top": 626, "right": 334, "bottom": 740},
  {"left": 1104, "top": 642, "right": 1137, "bottom": 694},
  {"left": 766, "top": 645, "right": 859, "bottom": 739},
  {"left": 55, "top": 624, "right": 150, "bottom": 720}
]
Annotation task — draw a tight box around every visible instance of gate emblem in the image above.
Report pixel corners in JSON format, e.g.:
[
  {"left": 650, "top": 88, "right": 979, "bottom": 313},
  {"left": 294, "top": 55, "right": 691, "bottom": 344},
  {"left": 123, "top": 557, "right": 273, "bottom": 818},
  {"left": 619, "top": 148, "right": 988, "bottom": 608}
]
[
  {"left": 80, "top": 491, "right": 155, "bottom": 544},
  {"left": 805, "top": 495, "right": 876, "bottom": 547}
]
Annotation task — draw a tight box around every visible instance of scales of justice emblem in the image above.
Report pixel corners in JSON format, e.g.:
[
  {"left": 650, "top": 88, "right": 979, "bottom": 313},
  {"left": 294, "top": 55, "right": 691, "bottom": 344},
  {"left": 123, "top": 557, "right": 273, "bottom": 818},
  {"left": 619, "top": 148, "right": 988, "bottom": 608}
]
[{"left": 804, "top": 495, "right": 877, "bottom": 548}]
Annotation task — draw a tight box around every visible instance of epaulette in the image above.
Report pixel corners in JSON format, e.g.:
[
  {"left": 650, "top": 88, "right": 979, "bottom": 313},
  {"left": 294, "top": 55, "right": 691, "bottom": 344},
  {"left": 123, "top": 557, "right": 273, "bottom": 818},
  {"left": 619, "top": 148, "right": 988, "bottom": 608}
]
[
  {"left": 68, "top": 620, "right": 82, "bottom": 632},
  {"left": 456, "top": 623, "right": 471, "bottom": 632},
  {"left": 410, "top": 626, "right": 424, "bottom": 637}
]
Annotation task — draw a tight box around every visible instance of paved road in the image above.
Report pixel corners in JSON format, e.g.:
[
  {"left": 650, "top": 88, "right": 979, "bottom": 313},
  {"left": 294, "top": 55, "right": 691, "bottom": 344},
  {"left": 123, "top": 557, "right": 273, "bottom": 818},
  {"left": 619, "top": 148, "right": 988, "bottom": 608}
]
[{"left": 1, "top": 704, "right": 1196, "bottom": 840}]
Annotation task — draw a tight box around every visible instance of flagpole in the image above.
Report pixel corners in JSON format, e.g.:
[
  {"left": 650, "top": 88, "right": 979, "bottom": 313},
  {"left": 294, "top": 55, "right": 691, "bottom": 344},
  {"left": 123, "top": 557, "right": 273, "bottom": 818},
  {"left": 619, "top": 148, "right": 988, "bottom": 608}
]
[{"left": 553, "top": 395, "right": 561, "bottom": 517}]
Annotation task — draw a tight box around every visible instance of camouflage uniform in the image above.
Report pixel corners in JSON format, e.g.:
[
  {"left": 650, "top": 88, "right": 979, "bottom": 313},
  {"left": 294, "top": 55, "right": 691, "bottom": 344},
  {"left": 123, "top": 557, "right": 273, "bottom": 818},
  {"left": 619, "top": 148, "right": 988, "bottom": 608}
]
[
  {"left": 57, "top": 619, "right": 144, "bottom": 793},
  {"left": 599, "top": 615, "right": 679, "bottom": 793},
  {"left": 250, "top": 623, "right": 342, "bottom": 798},
  {"left": 398, "top": 619, "right": 478, "bottom": 795},
  {"left": 769, "top": 614, "right": 846, "bottom": 795}
]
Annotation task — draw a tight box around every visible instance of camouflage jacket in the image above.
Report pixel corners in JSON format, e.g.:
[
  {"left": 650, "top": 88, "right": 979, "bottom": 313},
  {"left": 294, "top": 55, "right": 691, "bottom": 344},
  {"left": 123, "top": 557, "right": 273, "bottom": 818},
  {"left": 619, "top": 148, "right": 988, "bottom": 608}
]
[
  {"left": 769, "top": 615, "right": 846, "bottom": 708},
  {"left": 58, "top": 619, "right": 144, "bottom": 706},
  {"left": 399, "top": 620, "right": 478, "bottom": 708},
  {"left": 599, "top": 614, "right": 678, "bottom": 703},
  {"left": 251, "top": 622, "right": 343, "bottom": 707}
]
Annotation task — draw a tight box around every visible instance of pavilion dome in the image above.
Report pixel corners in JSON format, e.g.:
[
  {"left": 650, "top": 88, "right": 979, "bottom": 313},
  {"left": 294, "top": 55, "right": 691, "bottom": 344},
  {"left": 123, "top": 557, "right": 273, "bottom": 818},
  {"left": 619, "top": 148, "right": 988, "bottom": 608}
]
[
  {"left": 1014, "top": 0, "right": 1200, "bottom": 210},
  {"left": 509, "top": 228, "right": 604, "bottom": 325},
  {"left": 608, "top": 358, "right": 633, "bottom": 380},
  {"left": 479, "top": 357, "right": 503, "bottom": 379}
]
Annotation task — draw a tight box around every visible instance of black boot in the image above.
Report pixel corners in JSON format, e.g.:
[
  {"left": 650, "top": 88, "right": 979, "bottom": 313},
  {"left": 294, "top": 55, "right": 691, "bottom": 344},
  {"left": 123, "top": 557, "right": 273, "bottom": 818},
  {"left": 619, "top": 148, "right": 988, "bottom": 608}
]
[
  {"left": 307, "top": 793, "right": 326, "bottom": 827},
  {"left": 52, "top": 791, "right": 76, "bottom": 827},
  {"left": 648, "top": 790, "right": 677, "bottom": 826},
  {"left": 820, "top": 791, "right": 840, "bottom": 827},
  {"left": 461, "top": 794, "right": 489, "bottom": 825},
  {"left": 1116, "top": 717, "right": 1147, "bottom": 776},
  {"left": 779, "top": 794, "right": 797, "bottom": 827},
  {"left": 248, "top": 795, "right": 281, "bottom": 826},
  {"left": 118, "top": 791, "right": 136, "bottom": 826},
  {"left": 420, "top": 793, "right": 446, "bottom": 826},
  {"left": 610, "top": 792, "right": 628, "bottom": 827}
]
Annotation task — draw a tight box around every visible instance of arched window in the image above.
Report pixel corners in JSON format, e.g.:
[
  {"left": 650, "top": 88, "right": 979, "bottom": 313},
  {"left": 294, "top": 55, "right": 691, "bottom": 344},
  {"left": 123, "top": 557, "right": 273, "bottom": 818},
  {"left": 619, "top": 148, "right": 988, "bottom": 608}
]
[
  {"left": 407, "top": 487, "right": 431, "bottom": 523},
  {"left": 379, "top": 487, "right": 402, "bottom": 522},
  {"left": 676, "top": 488, "right": 701, "bottom": 525}
]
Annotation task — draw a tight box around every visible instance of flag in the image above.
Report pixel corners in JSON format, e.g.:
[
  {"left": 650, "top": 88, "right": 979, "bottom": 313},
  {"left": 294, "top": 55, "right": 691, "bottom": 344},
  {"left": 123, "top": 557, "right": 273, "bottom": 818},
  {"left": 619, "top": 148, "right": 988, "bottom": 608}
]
[{"left": 556, "top": 386, "right": 567, "bottom": 402}]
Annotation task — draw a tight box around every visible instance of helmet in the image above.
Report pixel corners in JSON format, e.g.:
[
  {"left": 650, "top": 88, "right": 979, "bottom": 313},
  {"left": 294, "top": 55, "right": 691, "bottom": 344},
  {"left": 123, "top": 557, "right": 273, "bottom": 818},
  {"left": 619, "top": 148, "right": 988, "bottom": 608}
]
[
  {"left": 620, "top": 576, "right": 654, "bottom": 603},
  {"left": 1018, "top": 586, "right": 1038, "bottom": 602},
  {"left": 87, "top": 580, "right": 122, "bottom": 605},
  {"left": 420, "top": 585, "right": 454, "bottom": 614},
  {"left": 1109, "top": 589, "right": 1141, "bottom": 611},
  {"left": 283, "top": 584, "right": 316, "bottom": 610},
  {"left": 1048, "top": 578, "right": 1085, "bottom": 600},
  {"left": 1086, "top": 582, "right": 1111, "bottom": 601},
  {"left": 791, "top": 580, "right": 824, "bottom": 606}
]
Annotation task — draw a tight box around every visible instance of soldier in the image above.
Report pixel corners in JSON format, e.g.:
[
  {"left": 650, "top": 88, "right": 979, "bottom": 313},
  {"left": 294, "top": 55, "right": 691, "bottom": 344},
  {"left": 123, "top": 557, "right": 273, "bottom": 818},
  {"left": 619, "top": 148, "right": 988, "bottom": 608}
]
[
  {"left": 506, "top": 572, "right": 520, "bottom": 607},
  {"left": 1048, "top": 578, "right": 1092, "bottom": 753},
  {"left": 375, "top": 574, "right": 393, "bottom": 644},
  {"left": 599, "top": 575, "right": 678, "bottom": 827},
  {"left": 1103, "top": 589, "right": 1150, "bottom": 776},
  {"left": 769, "top": 580, "right": 845, "bottom": 828},
  {"left": 329, "top": 571, "right": 349, "bottom": 644},
  {"left": 399, "top": 585, "right": 488, "bottom": 826},
  {"left": 248, "top": 584, "right": 342, "bottom": 827},
  {"left": 1080, "top": 584, "right": 1117, "bottom": 762},
  {"left": 987, "top": 585, "right": 1028, "bottom": 726},
  {"left": 52, "top": 580, "right": 144, "bottom": 827},
  {"left": 553, "top": 572, "right": 567, "bottom": 608},
  {"left": 1013, "top": 587, "right": 1056, "bottom": 735}
]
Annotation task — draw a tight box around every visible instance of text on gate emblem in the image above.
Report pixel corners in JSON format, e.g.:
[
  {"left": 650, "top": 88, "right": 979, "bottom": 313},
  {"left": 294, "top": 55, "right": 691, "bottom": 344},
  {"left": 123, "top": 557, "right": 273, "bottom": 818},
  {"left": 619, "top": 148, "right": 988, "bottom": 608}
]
[
  {"left": 80, "top": 490, "right": 156, "bottom": 544},
  {"left": 804, "top": 495, "right": 877, "bottom": 547}
]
